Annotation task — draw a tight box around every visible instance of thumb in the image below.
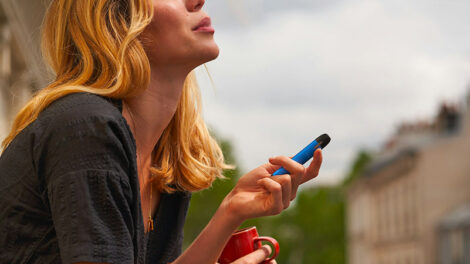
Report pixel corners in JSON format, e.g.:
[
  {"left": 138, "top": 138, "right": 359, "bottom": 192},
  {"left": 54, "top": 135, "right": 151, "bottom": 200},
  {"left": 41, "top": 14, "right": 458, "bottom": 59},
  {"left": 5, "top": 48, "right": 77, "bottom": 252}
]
[{"left": 232, "top": 245, "right": 272, "bottom": 264}]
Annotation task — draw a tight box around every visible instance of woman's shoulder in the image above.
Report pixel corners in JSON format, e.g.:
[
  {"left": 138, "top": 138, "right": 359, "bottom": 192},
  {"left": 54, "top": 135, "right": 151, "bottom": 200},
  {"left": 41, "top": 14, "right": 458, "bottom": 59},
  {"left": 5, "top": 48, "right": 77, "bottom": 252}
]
[
  {"left": 30, "top": 92, "right": 136, "bottom": 172},
  {"left": 38, "top": 92, "right": 124, "bottom": 123},
  {"left": 33, "top": 92, "right": 135, "bottom": 150}
]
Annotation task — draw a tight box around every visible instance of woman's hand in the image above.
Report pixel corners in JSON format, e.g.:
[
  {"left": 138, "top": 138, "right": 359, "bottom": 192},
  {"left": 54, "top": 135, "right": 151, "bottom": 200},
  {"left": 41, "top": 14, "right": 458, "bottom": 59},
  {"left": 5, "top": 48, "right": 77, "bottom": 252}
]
[
  {"left": 222, "top": 149, "right": 323, "bottom": 222},
  {"left": 174, "top": 152, "right": 322, "bottom": 264},
  {"left": 229, "top": 245, "right": 277, "bottom": 264}
]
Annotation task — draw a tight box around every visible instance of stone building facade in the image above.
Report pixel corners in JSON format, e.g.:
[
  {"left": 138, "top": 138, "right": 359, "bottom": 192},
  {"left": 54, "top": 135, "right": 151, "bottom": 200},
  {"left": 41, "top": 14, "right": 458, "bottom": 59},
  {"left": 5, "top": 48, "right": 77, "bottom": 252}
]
[{"left": 347, "top": 102, "right": 470, "bottom": 264}]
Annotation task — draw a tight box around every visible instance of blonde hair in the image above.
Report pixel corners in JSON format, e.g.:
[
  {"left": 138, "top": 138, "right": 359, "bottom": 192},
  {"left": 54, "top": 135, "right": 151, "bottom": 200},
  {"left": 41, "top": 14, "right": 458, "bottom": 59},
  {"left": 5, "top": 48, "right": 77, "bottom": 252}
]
[{"left": 1, "top": 0, "right": 231, "bottom": 193}]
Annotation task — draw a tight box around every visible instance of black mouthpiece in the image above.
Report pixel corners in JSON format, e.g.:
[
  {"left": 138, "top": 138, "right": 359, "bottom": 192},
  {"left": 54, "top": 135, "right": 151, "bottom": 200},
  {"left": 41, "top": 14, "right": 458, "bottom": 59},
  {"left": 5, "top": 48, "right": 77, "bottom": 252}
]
[{"left": 315, "top": 134, "right": 331, "bottom": 149}]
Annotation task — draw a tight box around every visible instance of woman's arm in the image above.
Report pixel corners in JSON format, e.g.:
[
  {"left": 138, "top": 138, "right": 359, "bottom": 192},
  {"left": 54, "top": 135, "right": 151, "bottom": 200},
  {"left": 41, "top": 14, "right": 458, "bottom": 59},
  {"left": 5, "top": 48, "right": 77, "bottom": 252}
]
[
  {"left": 172, "top": 198, "right": 243, "bottom": 264},
  {"left": 173, "top": 150, "right": 323, "bottom": 264}
]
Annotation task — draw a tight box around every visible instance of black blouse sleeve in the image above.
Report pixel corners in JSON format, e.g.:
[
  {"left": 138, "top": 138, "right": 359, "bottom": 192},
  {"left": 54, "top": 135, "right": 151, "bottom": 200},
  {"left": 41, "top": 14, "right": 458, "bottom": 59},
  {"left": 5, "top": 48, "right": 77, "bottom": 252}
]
[{"left": 35, "top": 99, "right": 137, "bottom": 263}]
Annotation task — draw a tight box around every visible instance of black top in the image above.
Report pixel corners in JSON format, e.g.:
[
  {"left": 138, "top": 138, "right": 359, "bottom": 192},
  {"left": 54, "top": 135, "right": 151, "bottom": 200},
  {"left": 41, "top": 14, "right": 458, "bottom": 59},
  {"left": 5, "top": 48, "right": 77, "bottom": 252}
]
[{"left": 0, "top": 92, "right": 191, "bottom": 264}]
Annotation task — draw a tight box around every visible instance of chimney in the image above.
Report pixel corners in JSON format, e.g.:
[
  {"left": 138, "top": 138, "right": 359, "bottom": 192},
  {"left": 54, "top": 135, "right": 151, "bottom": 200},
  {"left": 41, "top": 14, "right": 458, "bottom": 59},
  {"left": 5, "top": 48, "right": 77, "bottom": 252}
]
[{"left": 436, "top": 103, "right": 461, "bottom": 134}]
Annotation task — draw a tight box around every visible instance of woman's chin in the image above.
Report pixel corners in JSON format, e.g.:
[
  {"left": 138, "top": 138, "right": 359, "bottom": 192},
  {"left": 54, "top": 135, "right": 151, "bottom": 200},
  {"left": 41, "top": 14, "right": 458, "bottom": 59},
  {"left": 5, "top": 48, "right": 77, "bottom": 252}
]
[
  {"left": 206, "top": 46, "right": 220, "bottom": 62},
  {"left": 193, "top": 45, "right": 220, "bottom": 66}
]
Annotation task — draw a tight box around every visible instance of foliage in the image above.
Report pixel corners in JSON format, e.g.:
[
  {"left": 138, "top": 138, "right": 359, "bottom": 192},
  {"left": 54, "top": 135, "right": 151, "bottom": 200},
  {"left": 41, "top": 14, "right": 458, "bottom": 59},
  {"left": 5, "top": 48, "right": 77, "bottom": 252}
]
[
  {"left": 341, "top": 150, "right": 372, "bottom": 187},
  {"left": 241, "top": 186, "right": 346, "bottom": 264}
]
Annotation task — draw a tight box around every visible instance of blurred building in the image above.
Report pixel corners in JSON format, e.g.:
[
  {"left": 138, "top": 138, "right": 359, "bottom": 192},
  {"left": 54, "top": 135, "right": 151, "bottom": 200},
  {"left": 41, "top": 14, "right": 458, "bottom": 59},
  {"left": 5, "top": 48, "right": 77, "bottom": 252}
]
[
  {"left": 0, "top": 0, "right": 50, "bottom": 140},
  {"left": 347, "top": 102, "right": 470, "bottom": 264}
]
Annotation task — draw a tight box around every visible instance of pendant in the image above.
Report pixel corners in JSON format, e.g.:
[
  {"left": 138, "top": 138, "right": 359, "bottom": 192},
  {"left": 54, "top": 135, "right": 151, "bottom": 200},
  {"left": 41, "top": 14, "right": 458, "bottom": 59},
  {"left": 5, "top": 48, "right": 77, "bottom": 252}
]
[{"left": 148, "top": 217, "right": 154, "bottom": 232}]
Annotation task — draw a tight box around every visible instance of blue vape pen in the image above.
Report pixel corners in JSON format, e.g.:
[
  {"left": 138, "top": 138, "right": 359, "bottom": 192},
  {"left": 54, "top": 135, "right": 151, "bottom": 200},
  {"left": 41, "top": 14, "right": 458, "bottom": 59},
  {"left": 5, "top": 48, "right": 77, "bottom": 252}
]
[{"left": 271, "top": 134, "right": 331, "bottom": 176}]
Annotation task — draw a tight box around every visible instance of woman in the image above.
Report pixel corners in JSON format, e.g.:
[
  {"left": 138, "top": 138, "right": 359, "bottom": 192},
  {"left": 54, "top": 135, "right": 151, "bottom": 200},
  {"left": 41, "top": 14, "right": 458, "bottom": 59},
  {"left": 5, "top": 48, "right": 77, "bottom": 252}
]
[{"left": 0, "top": 0, "right": 323, "bottom": 263}]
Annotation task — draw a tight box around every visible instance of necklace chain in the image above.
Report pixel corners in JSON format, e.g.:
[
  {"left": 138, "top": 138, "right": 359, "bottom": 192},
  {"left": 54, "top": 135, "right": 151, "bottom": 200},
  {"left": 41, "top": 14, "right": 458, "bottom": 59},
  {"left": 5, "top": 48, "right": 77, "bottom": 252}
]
[{"left": 124, "top": 102, "right": 154, "bottom": 232}]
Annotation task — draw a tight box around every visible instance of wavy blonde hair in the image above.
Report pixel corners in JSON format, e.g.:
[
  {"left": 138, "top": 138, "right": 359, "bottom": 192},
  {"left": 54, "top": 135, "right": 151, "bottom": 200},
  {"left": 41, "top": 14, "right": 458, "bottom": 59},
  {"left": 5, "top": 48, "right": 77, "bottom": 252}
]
[{"left": 1, "top": 0, "right": 231, "bottom": 193}]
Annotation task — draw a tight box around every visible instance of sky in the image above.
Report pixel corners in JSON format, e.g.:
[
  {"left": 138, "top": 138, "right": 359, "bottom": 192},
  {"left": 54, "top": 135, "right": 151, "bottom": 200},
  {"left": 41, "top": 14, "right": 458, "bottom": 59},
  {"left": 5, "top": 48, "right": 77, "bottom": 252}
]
[{"left": 195, "top": 0, "right": 470, "bottom": 185}]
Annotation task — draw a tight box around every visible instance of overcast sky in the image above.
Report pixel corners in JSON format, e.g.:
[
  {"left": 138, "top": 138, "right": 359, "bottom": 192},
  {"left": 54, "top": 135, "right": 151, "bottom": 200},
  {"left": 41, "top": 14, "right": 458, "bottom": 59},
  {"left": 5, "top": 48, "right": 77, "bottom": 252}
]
[{"left": 195, "top": 0, "right": 470, "bottom": 185}]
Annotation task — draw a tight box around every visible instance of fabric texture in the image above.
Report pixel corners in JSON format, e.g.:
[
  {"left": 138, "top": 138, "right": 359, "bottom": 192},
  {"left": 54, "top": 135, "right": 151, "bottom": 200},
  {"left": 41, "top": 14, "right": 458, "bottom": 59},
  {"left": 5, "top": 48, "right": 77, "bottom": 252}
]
[{"left": 0, "top": 92, "right": 191, "bottom": 264}]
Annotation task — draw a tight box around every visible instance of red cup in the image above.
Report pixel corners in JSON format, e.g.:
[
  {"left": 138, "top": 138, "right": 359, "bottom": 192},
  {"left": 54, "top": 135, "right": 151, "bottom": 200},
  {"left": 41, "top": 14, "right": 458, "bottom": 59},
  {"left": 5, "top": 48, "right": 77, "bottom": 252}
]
[{"left": 218, "top": 226, "right": 280, "bottom": 264}]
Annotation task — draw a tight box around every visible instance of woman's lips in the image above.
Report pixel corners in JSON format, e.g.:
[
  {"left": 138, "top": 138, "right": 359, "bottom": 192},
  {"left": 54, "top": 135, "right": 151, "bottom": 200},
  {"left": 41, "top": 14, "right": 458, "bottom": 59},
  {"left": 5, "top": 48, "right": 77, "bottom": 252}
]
[
  {"left": 194, "top": 26, "right": 215, "bottom": 33},
  {"left": 193, "top": 17, "right": 215, "bottom": 33}
]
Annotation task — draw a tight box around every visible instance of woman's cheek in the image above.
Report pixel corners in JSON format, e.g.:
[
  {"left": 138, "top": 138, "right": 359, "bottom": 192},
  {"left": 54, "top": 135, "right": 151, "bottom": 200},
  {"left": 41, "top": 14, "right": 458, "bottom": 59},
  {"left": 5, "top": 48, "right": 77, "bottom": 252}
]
[{"left": 154, "top": 2, "right": 186, "bottom": 27}]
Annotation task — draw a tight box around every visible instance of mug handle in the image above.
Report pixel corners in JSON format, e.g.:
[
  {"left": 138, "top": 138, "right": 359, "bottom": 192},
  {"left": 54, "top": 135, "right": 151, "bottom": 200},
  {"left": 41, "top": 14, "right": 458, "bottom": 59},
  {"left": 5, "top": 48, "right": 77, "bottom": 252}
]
[{"left": 253, "top": 236, "right": 280, "bottom": 263}]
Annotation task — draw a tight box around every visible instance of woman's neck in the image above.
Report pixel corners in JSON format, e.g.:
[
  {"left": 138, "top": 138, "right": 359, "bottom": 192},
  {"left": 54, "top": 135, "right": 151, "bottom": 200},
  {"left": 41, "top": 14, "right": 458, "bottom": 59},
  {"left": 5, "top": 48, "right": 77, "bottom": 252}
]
[{"left": 122, "top": 66, "right": 188, "bottom": 171}]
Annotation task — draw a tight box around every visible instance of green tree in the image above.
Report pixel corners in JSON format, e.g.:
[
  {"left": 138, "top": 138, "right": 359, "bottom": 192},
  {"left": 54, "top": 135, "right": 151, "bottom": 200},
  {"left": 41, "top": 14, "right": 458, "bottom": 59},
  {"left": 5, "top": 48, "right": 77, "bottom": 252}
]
[
  {"left": 241, "top": 186, "right": 345, "bottom": 264},
  {"left": 341, "top": 150, "right": 372, "bottom": 187}
]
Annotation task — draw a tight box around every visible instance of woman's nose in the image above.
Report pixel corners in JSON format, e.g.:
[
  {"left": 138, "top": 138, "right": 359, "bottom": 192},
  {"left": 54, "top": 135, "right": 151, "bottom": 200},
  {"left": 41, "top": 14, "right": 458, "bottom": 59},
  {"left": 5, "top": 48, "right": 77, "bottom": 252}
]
[{"left": 186, "top": 0, "right": 205, "bottom": 12}]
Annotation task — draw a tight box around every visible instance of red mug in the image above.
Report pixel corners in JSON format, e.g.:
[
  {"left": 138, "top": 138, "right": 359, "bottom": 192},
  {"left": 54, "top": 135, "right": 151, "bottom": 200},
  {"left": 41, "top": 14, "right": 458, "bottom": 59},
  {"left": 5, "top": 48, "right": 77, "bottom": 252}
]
[{"left": 218, "top": 226, "right": 280, "bottom": 264}]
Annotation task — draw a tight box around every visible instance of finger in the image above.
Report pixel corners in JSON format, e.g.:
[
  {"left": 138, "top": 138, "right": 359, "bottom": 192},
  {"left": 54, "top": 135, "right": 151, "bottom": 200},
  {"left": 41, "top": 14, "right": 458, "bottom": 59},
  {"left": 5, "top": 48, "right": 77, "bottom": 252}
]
[
  {"left": 268, "top": 156, "right": 305, "bottom": 178},
  {"left": 263, "top": 162, "right": 282, "bottom": 175},
  {"left": 233, "top": 245, "right": 272, "bottom": 264},
  {"left": 264, "top": 155, "right": 294, "bottom": 174},
  {"left": 258, "top": 178, "right": 284, "bottom": 215},
  {"left": 271, "top": 174, "right": 292, "bottom": 209},
  {"left": 302, "top": 149, "right": 323, "bottom": 184},
  {"left": 269, "top": 156, "right": 304, "bottom": 196}
]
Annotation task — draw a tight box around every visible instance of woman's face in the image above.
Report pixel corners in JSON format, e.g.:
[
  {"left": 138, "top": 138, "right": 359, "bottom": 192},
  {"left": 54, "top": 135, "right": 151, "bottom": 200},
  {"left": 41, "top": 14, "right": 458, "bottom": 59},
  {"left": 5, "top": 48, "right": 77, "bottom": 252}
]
[{"left": 141, "top": 0, "right": 219, "bottom": 70}]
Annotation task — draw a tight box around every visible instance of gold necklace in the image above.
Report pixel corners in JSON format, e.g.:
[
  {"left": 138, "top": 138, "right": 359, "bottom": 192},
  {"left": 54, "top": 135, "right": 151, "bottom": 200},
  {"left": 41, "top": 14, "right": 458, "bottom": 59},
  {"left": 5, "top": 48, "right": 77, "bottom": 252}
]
[{"left": 124, "top": 102, "right": 154, "bottom": 232}]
